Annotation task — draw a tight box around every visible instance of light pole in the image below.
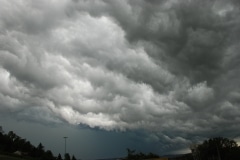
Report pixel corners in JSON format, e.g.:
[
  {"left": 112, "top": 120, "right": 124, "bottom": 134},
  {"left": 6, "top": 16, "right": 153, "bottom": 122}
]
[{"left": 63, "top": 137, "right": 68, "bottom": 156}]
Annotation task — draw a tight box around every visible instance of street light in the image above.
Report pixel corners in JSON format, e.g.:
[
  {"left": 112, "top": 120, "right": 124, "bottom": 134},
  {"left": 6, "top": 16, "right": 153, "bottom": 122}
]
[{"left": 63, "top": 137, "right": 68, "bottom": 156}]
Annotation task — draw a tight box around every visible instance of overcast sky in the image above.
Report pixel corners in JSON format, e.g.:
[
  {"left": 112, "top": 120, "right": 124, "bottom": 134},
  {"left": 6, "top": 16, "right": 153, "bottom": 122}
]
[{"left": 0, "top": 0, "right": 240, "bottom": 159}]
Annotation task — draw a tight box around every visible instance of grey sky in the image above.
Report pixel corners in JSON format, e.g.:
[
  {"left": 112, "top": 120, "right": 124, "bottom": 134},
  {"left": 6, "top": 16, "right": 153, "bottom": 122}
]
[{"left": 0, "top": 0, "right": 240, "bottom": 159}]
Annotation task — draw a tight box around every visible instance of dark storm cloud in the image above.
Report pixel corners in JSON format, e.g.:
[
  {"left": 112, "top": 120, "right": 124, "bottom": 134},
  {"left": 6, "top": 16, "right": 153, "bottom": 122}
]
[
  {"left": 101, "top": 0, "right": 232, "bottom": 83},
  {"left": 100, "top": 0, "right": 240, "bottom": 133},
  {"left": 1, "top": 0, "right": 240, "bottom": 155}
]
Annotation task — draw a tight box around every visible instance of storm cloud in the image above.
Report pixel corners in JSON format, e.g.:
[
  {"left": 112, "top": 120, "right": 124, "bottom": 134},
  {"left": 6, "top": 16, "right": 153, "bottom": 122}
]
[{"left": 1, "top": 0, "right": 240, "bottom": 155}]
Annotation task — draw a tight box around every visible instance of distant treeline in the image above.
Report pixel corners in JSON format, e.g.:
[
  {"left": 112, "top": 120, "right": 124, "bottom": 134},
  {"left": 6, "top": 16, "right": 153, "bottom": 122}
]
[
  {"left": 0, "top": 127, "right": 76, "bottom": 160},
  {"left": 123, "top": 137, "right": 240, "bottom": 160},
  {"left": 124, "top": 148, "right": 159, "bottom": 160},
  {"left": 189, "top": 137, "right": 240, "bottom": 160}
]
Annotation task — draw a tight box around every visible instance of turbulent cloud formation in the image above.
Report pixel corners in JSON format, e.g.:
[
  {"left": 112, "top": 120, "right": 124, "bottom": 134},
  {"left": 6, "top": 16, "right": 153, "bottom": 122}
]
[{"left": 1, "top": 0, "right": 240, "bottom": 154}]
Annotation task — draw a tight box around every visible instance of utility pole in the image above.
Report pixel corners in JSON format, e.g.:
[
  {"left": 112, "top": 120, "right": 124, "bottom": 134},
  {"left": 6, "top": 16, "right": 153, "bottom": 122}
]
[{"left": 63, "top": 137, "right": 68, "bottom": 156}]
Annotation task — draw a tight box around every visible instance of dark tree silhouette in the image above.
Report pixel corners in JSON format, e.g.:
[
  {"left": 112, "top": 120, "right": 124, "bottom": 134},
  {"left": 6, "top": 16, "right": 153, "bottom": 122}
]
[
  {"left": 125, "top": 148, "right": 159, "bottom": 160},
  {"left": 36, "top": 142, "right": 45, "bottom": 157},
  {"left": 192, "top": 137, "right": 240, "bottom": 160},
  {"left": 57, "top": 153, "right": 63, "bottom": 160},
  {"left": 65, "top": 153, "right": 71, "bottom": 160},
  {"left": 0, "top": 129, "right": 58, "bottom": 159},
  {"left": 127, "top": 148, "right": 136, "bottom": 159},
  {"left": 72, "top": 155, "right": 77, "bottom": 160},
  {"left": 43, "top": 150, "right": 55, "bottom": 160},
  {"left": 0, "top": 126, "right": 3, "bottom": 133}
]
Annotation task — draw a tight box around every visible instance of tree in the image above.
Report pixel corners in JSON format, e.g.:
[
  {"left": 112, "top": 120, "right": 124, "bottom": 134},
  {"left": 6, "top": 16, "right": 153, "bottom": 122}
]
[
  {"left": 0, "top": 126, "right": 3, "bottom": 133},
  {"left": 36, "top": 143, "right": 44, "bottom": 157},
  {"left": 72, "top": 155, "right": 77, "bottom": 160},
  {"left": 37, "top": 143, "right": 44, "bottom": 151},
  {"left": 192, "top": 137, "right": 240, "bottom": 160},
  {"left": 43, "top": 150, "right": 55, "bottom": 160},
  {"left": 125, "top": 148, "right": 159, "bottom": 160},
  {"left": 65, "top": 153, "right": 71, "bottom": 160},
  {"left": 126, "top": 148, "right": 136, "bottom": 159},
  {"left": 0, "top": 128, "right": 58, "bottom": 160},
  {"left": 22, "top": 141, "right": 34, "bottom": 152},
  {"left": 57, "top": 153, "right": 63, "bottom": 160}
]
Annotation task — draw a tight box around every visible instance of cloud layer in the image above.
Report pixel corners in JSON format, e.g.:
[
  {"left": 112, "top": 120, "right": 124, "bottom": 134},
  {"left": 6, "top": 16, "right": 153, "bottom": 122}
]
[{"left": 1, "top": 0, "right": 240, "bottom": 153}]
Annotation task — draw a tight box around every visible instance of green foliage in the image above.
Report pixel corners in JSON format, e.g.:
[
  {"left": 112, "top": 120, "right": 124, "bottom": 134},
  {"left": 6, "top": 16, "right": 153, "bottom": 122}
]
[
  {"left": 0, "top": 130, "right": 36, "bottom": 155},
  {"left": 125, "top": 148, "right": 159, "bottom": 160},
  {"left": 57, "top": 153, "right": 63, "bottom": 160},
  {"left": 0, "top": 154, "right": 26, "bottom": 160},
  {"left": 169, "top": 153, "right": 194, "bottom": 160},
  {"left": 0, "top": 129, "right": 58, "bottom": 160},
  {"left": 65, "top": 153, "right": 71, "bottom": 160},
  {"left": 42, "top": 150, "right": 55, "bottom": 160},
  {"left": 0, "top": 126, "right": 3, "bottom": 133},
  {"left": 72, "top": 155, "right": 77, "bottom": 160},
  {"left": 192, "top": 137, "right": 240, "bottom": 160}
]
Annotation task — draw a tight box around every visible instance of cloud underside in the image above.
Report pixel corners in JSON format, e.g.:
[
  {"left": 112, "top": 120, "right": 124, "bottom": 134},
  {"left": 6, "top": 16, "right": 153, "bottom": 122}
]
[{"left": 1, "top": 0, "right": 240, "bottom": 151}]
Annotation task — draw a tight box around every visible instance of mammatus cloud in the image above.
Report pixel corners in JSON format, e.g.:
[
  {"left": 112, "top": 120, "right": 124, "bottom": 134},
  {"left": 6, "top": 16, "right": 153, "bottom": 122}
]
[{"left": 1, "top": 0, "right": 240, "bottom": 153}]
